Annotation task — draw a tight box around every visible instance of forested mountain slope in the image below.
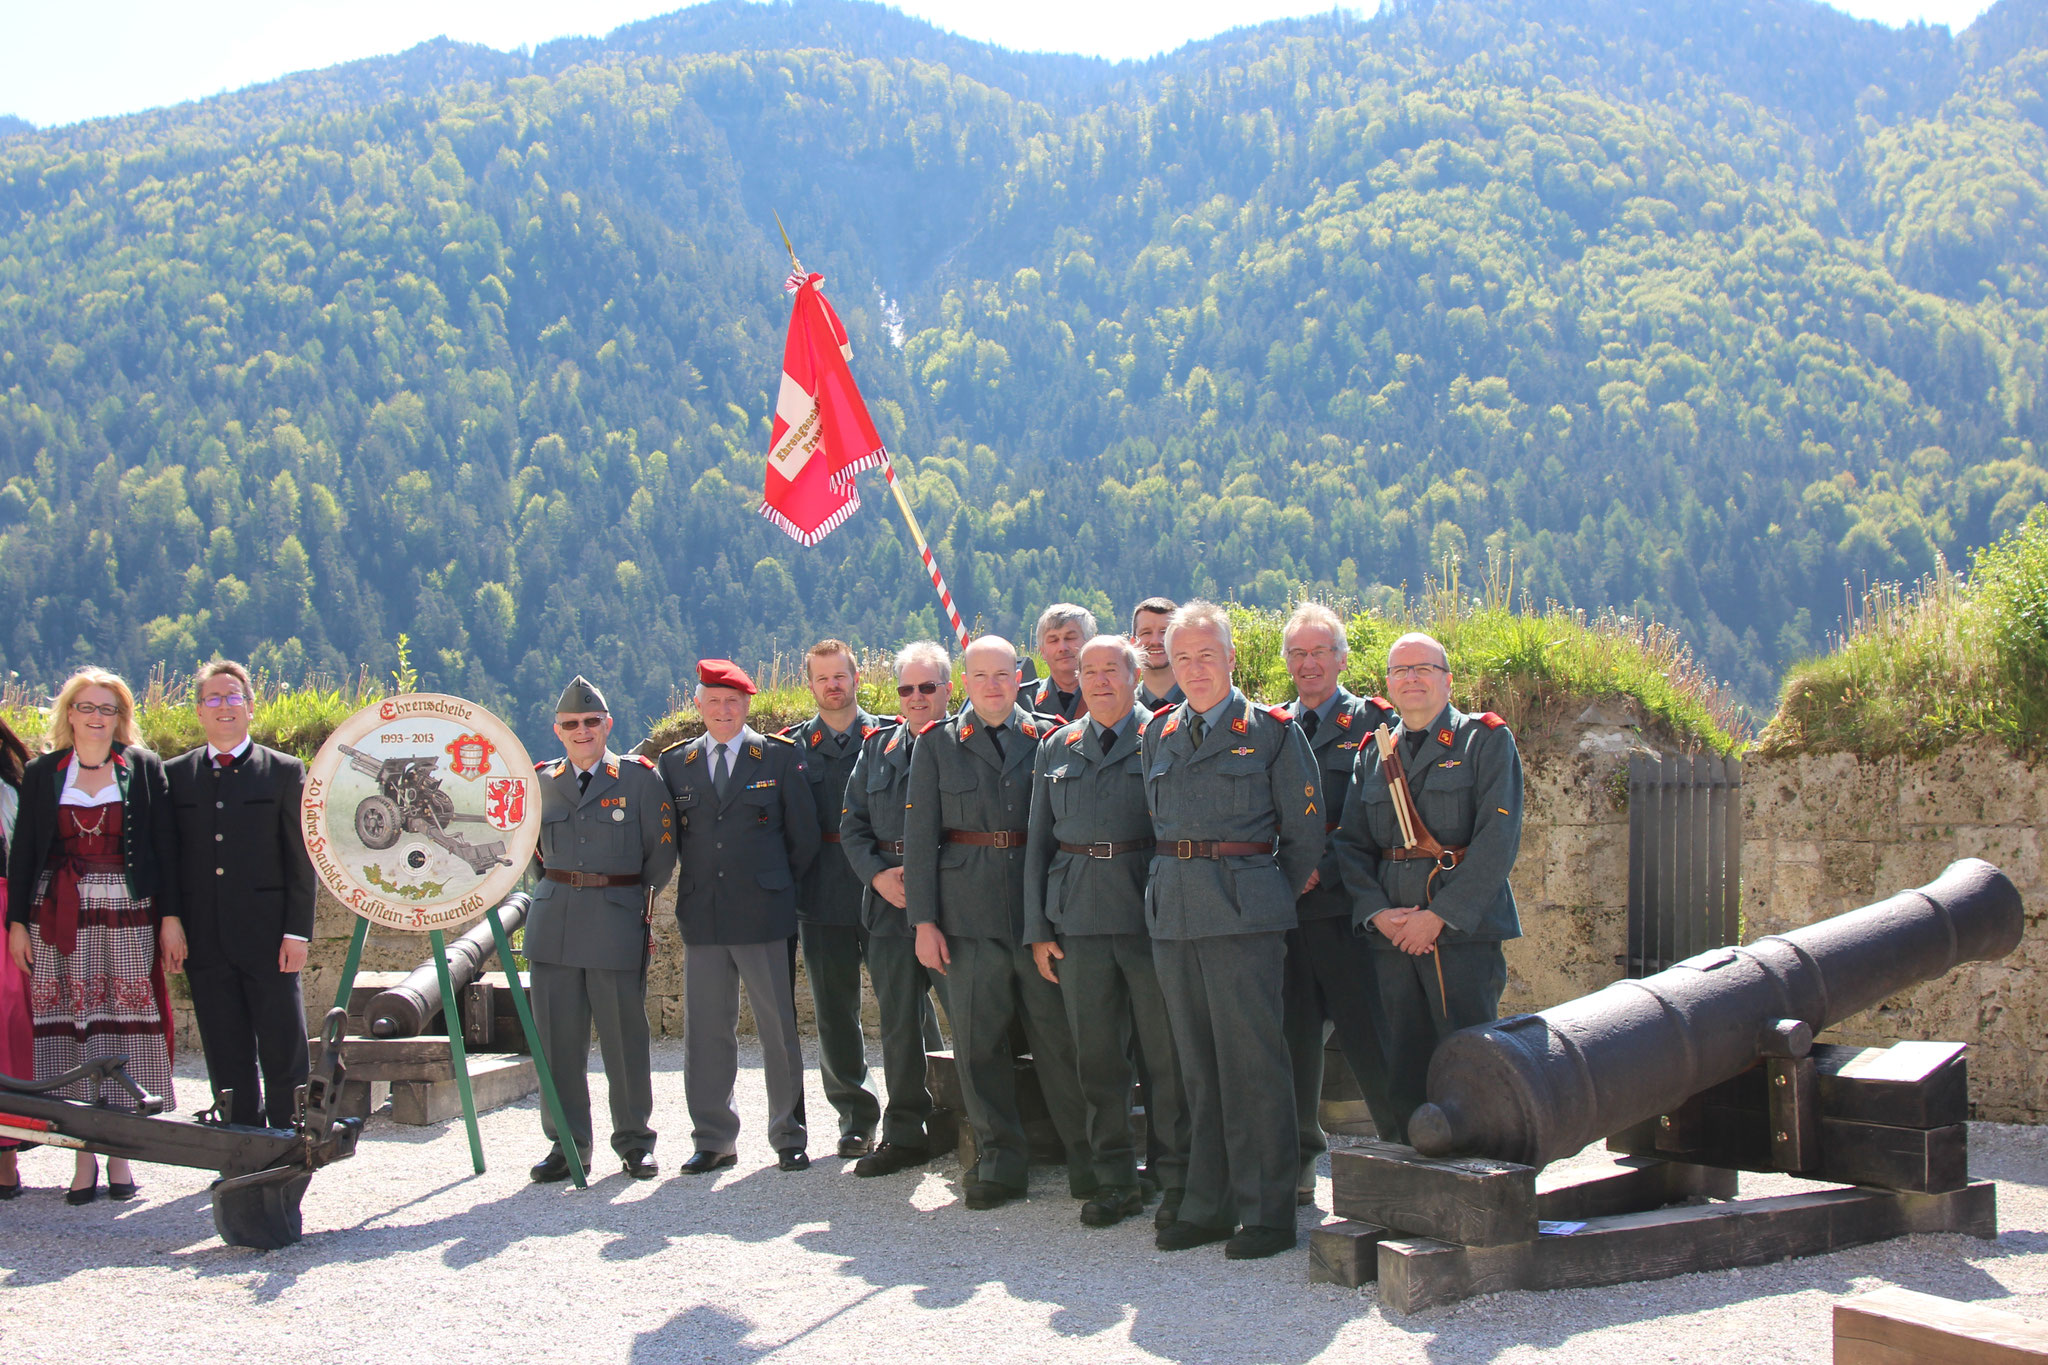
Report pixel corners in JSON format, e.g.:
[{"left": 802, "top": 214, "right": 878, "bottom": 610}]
[{"left": 0, "top": 0, "right": 2041, "bottom": 729}]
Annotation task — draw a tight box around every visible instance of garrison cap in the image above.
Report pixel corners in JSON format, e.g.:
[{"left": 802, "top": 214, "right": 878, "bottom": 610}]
[
  {"left": 696, "top": 659, "right": 758, "bottom": 695},
  {"left": 556, "top": 674, "right": 610, "bottom": 715}
]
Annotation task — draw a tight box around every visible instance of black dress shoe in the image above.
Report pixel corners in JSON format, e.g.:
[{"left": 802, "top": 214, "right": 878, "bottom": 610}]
[
  {"left": 962, "top": 1177, "right": 1024, "bottom": 1210},
  {"left": 0, "top": 1178, "right": 24, "bottom": 1201},
  {"left": 106, "top": 1180, "right": 141, "bottom": 1201},
  {"left": 529, "top": 1151, "right": 577, "bottom": 1183},
  {"left": 680, "top": 1151, "right": 737, "bottom": 1175},
  {"left": 1079, "top": 1186, "right": 1144, "bottom": 1227},
  {"left": 622, "top": 1150, "right": 659, "bottom": 1180},
  {"left": 1296, "top": 1185, "right": 1316, "bottom": 1207},
  {"left": 776, "top": 1148, "right": 810, "bottom": 1172},
  {"left": 1153, "top": 1189, "right": 1184, "bottom": 1230},
  {"left": 1225, "top": 1225, "right": 1298, "bottom": 1260},
  {"left": 835, "top": 1133, "right": 872, "bottom": 1159},
  {"left": 65, "top": 1175, "right": 100, "bottom": 1207},
  {"left": 1155, "top": 1219, "right": 1233, "bottom": 1251},
  {"left": 852, "top": 1141, "right": 930, "bottom": 1178}
]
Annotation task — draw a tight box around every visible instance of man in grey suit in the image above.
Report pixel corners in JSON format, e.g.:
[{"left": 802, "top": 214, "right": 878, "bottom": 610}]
[
  {"left": 904, "top": 634, "right": 1091, "bottom": 1210},
  {"left": 657, "top": 659, "right": 821, "bottom": 1174},
  {"left": 524, "top": 675, "right": 677, "bottom": 1182},
  {"left": 1279, "top": 603, "right": 1401, "bottom": 1197},
  {"left": 781, "top": 638, "right": 886, "bottom": 1159},
  {"left": 840, "top": 640, "right": 953, "bottom": 1177},
  {"left": 1142, "top": 601, "right": 1323, "bottom": 1260},
  {"left": 1023, "top": 635, "right": 1189, "bottom": 1230}
]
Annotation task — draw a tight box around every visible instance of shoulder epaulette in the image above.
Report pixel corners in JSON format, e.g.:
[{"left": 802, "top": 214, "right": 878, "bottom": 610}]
[
  {"left": 1266, "top": 705, "right": 1293, "bottom": 724},
  {"left": 918, "top": 718, "right": 946, "bottom": 736},
  {"left": 1368, "top": 695, "right": 1394, "bottom": 711},
  {"left": 1478, "top": 712, "right": 1508, "bottom": 729},
  {"left": 767, "top": 732, "right": 797, "bottom": 745},
  {"left": 625, "top": 753, "right": 656, "bottom": 769},
  {"left": 536, "top": 758, "right": 565, "bottom": 775},
  {"left": 859, "top": 723, "right": 880, "bottom": 740},
  {"left": 658, "top": 737, "right": 693, "bottom": 758},
  {"left": 778, "top": 724, "right": 800, "bottom": 737}
]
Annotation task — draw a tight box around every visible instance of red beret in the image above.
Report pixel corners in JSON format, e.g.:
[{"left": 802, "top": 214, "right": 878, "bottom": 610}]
[{"left": 696, "top": 659, "right": 757, "bottom": 695}]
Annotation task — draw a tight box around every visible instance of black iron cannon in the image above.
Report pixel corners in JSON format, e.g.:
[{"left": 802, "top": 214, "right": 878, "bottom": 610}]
[
  {"left": 1408, "top": 858, "right": 2023, "bottom": 1167},
  {"left": 366, "top": 893, "right": 529, "bottom": 1039},
  {"left": 0, "top": 1008, "right": 363, "bottom": 1249}
]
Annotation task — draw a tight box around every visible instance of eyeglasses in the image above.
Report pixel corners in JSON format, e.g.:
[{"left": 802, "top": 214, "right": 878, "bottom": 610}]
[
  {"left": 556, "top": 717, "right": 608, "bottom": 731},
  {"left": 71, "top": 701, "right": 121, "bottom": 718},
  {"left": 897, "top": 681, "right": 943, "bottom": 697},
  {"left": 1388, "top": 664, "right": 1448, "bottom": 681},
  {"left": 200, "top": 693, "right": 248, "bottom": 709},
  {"left": 1285, "top": 647, "right": 1340, "bottom": 664}
]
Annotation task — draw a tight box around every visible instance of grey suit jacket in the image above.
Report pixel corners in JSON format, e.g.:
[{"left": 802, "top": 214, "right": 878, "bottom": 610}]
[
  {"left": 1333, "top": 703, "right": 1524, "bottom": 947},
  {"left": 524, "top": 751, "right": 678, "bottom": 972},
  {"left": 840, "top": 719, "right": 914, "bottom": 936},
  {"left": 1293, "top": 687, "right": 1396, "bottom": 922},
  {"left": 902, "top": 703, "right": 1048, "bottom": 942},
  {"left": 1139, "top": 689, "right": 1323, "bottom": 942},
  {"left": 1021, "top": 707, "right": 1153, "bottom": 943},
  {"left": 658, "top": 727, "right": 819, "bottom": 946},
  {"left": 783, "top": 709, "right": 883, "bottom": 927}
]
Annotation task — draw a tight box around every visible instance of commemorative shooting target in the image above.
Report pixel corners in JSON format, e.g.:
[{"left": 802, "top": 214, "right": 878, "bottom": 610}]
[{"left": 303, "top": 693, "right": 540, "bottom": 931}]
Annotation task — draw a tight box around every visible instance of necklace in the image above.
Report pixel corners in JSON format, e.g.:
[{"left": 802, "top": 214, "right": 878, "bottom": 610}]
[
  {"left": 71, "top": 804, "right": 109, "bottom": 839},
  {"left": 74, "top": 753, "right": 109, "bottom": 770}
]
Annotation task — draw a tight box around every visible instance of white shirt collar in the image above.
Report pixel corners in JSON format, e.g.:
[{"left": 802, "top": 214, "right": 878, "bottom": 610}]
[{"left": 209, "top": 735, "right": 254, "bottom": 763}]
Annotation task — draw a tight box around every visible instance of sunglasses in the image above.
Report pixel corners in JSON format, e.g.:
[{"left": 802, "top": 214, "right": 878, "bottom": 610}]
[
  {"left": 556, "top": 717, "right": 608, "bottom": 731},
  {"left": 71, "top": 701, "right": 121, "bottom": 718},
  {"left": 200, "top": 693, "right": 248, "bottom": 709},
  {"left": 896, "top": 681, "right": 943, "bottom": 697}
]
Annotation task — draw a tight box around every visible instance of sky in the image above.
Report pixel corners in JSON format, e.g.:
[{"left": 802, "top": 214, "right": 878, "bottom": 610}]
[{"left": 0, "top": 0, "right": 2008, "bottom": 130}]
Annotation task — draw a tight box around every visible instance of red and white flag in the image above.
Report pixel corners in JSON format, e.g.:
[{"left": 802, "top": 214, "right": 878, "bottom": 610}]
[{"left": 759, "top": 271, "right": 886, "bottom": 545}]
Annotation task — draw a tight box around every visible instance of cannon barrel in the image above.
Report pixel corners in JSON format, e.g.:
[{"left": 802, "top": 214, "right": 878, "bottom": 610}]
[
  {"left": 366, "top": 894, "right": 529, "bottom": 1039},
  {"left": 1408, "top": 858, "right": 2023, "bottom": 1168}
]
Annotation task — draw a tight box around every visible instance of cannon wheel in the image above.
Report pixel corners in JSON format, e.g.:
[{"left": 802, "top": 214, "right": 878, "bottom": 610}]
[
  {"left": 426, "top": 788, "right": 455, "bottom": 829},
  {"left": 211, "top": 1167, "right": 310, "bottom": 1250},
  {"left": 354, "top": 795, "right": 401, "bottom": 850}
]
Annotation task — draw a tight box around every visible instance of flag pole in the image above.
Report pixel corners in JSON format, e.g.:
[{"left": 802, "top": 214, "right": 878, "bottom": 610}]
[{"left": 773, "top": 213, "right": 972, "bottom": 651}]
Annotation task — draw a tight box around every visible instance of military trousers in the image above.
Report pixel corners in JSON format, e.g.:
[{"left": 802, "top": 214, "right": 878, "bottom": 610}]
[
  {"left": 865, "top": 929, "right": 941, "bottom": 1148},
  {"left": 943, "top": 933, "right": 1092, "bottom": 1192},
  {"left": 1372, "top": 938, "right": 1509, "bottom": 1141},
  {"left": 1284, "top": 914, "right": 1401, "bottom": 1170},
  {"left": 684, "top": 941, "right": 808, "bottom": 1155},
  {"left": 1153, "top": 931, "right": 1297, "bottom": 1233},
  {"left": 799, "top": 919, "right": 881, "bottom": 1141},
  {"left": 530, "top": 961, "right": 655, "bottom": 1160},
  {"left": 1054, "top": 932, "right": 1189, "bottom": 1193}
]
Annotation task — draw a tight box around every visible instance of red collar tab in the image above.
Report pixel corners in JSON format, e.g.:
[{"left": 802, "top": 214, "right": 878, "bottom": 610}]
[
  {"left": 1161, "top": 714, "right": 1180, "bottom": 737},
  {"left": 1437, "top": 727, "right": 1455, "bottom": 747},
  {"left": 1231, "top": 715, "right": 1249, "bottom": 734},
  {"left": 1064, "top": 728, "right": 1084, "bottom": 746},
  {"left": 959, "top": 722, "right": 975, "bottom": 742},
  {"left": 1020, "top": 721, "right": 1039, "bottom": 740},
  {"left": 1335, "top": 710, "right": 1353, "bottom": 729}
]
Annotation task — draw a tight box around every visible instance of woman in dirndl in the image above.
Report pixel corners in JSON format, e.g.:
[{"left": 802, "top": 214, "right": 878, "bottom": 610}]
[
  {"left": 0, "top": 713, "right": 32, "bottom": 1198},
  {"left": 6, "top": 668, "right": 185, "bottom": 1205}
]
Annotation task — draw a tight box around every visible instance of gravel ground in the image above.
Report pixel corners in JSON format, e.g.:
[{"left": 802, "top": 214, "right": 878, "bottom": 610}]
[{"left": 5, "top": 1039, "right": 2047, "bottom": 1364}]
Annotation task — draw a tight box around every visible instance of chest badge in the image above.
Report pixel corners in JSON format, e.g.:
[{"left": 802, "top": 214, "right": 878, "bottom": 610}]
[
  {"left": 1438, "top": 759, "right": 1463, "bottom": 769},
  {"left": 612, "top": 808, "right": 625, "bottom": 821},
  {"left": 1230, "top": 746, "right": 1256, "bottom": 756}
]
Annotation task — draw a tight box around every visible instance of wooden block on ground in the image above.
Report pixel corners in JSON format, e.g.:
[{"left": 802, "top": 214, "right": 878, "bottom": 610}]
[
  {"left": 309, "top": 1037, "right": 457, "bottom": 1083},
  {"left": 1535, "top": 1156, "right": 1737, "bottom": 1222},
  {"left": 925, "top": 1106, "right": 959, "bottom": 1158},
  {"left": 1377, "top": 1180, "right": 1998, "bottom": 1315},
  {"left": 334, "top": 1078, "right": 390, "bottom": 1120},
  {"left": 389, "top": 1054, "right": 537, "bottom": 1126},
  {"left": 1817, "top": 1042, "right": 1969, "bottom": 1130},
  {"left": 1331, "top": 1140, "right": 1537, "bottom": 1247},
  {"left": 925, "top": 1051, "right": 963, "bottom": 1113},
  {"left": 1309, "top": 1220, "right": 1386, "bottom": 1287},
  {"left": 1820, "top": 1119, "right": 1968, "bottom": 1194},
  {"left": 1835, "top": 1285, "right": 2048, "bottom": 1364}
]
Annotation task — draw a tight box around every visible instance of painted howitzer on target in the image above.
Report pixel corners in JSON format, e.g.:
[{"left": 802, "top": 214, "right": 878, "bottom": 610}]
[
  {"left": 367, "top": 892, "right": 530, "bottom": 1039},
  {"left": 1408, "top": 857, "right": 2023, "bottom": 1166},
  {"left": 0, "top": 1008, "right": 362, "bottom": 1249}
]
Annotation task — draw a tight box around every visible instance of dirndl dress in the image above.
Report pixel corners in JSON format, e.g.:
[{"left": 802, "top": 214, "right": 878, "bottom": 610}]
[{"left": 27, "top": 802, "right": 175, "bottom": 1109}]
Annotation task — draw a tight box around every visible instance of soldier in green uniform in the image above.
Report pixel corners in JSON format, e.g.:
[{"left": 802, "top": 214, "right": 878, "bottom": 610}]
[
  {"left": 1142, "top": 601, "right": 1323, "bottom": 1261},
  {"left": 840, "top": 640, "right": 954, "bottom": 1177},
  {"left": 657, "top": 659, "right": 821, "bottom": 1174},
  {"left": 1278, "top": 603, "right": 1400, "bottom": 1200},
  {"left": 1333, "top": 631, "right": 1524, "bottom": 1143},
  {"left": 1023, "top": 635, "right": 1189, "bottom": 1229},
  {"left": 525, "top": 675, "right": 677, "bottom": 1182},
  {"left": 1018, "top": 604, "right": 1093, "bottom": 724},
  {"left": 904, "top": 634, "right": 1092, "bottom": 1210},
  {"left": 782, "top": 639, "right": 886, "bottom": 1159}
]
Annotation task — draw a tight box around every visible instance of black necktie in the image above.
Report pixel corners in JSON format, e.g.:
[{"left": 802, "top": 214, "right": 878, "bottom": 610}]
[
  {"left": 1187, "top": 714, "right": 1205, "bottom": 749},
  {"left": 714, "top": 745, "right": 732, "bottom": 797},
  {"left": 1300, "top": 708, "right": 1320, "bottom": 741},
  {"left": 1094, "top": 724, "right": 1113, "bottom": 756},
  {"left": 987, "top": 725, "right": 1005, "bottom": 758},
  {"left": 577, "top": 769, "right": 591, "bottom": 795}
]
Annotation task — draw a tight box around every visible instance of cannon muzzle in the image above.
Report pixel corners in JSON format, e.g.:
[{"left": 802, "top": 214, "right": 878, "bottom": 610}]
[
  {"left": 1409, "top": 858, "right": 2023, "bottom": 1167},
  {"left": 366, "top": 894, "right": 529, "bottom": 1038}
]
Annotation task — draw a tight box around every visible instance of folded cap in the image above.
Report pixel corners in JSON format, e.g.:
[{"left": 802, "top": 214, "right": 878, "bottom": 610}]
[
  {"left": 556, "top": 674, "right": 610, "bottom": 715},
  {"left": 696, "top": 659, "right": 758, "bottom": 695}
]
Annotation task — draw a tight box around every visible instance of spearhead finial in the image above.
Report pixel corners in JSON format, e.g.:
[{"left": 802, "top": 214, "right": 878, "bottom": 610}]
[{"left": 773, "top": 210, "right": 802, "bottom": 276}]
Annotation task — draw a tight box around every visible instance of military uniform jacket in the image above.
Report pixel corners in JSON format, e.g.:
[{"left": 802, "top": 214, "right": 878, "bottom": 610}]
[
  {"left": 782, "top": 709, "right": 884, "bottom": 927},
  {"left": 658, "top": 727, "right": 819, "bottom": 946},
  {"left": 166, "top": 743, "right": 315, "bottom": 974},
  {"left": 1139, "top": 689, "right": 1323, "bottom": 942},
  {"left": 1137, "top": 680, "right": 1185, "bottom": 711},
  {"left": 1332, "top": 702, "right": 1524, "bottom": 947},
  {"left": 1293, "top": 687, "right": 1396, "bottom": 923},
  {"left": 903, "top": 703, "right": 1051, "bottom": 942},
  {"left": 839, "top": 719, "right": 914, "bottom": 936},
  {"left": 1019, "top": 675, "right": 1084, "bottom": 725},
  {"left": 1021, "top": 706, "right": 1153, "bottom": 944},
  {"left": 525, "top": 751, "right": 678, "bottom": 972}
]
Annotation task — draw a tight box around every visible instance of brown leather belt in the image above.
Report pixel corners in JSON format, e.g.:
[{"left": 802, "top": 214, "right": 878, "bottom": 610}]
[
  {"left": 877, "top": 838, "right": 905, "bottom": 856},
  {"left": 1058, "top": 839, "right": 1152, "bottom": 860},
  {"left": 542, "top": 870, "right": 643, "bottom": 888},
  {"left": 820, "top": 832, "right": 842, "bottom": 843},
  {"left": 1384, "top": 845, "right": 1467, "bottom": 869},
  {"left": 1158, "top": 840, "right": 1274, "bottom": 860},
  {"left": 945, "top": 829, "right": 1029, "bottom": 849}
]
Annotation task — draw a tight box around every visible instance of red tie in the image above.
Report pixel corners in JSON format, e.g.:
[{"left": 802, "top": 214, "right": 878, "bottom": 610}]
[{"left": 213, "top": 751, "right": 233, "bottom": 770}]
